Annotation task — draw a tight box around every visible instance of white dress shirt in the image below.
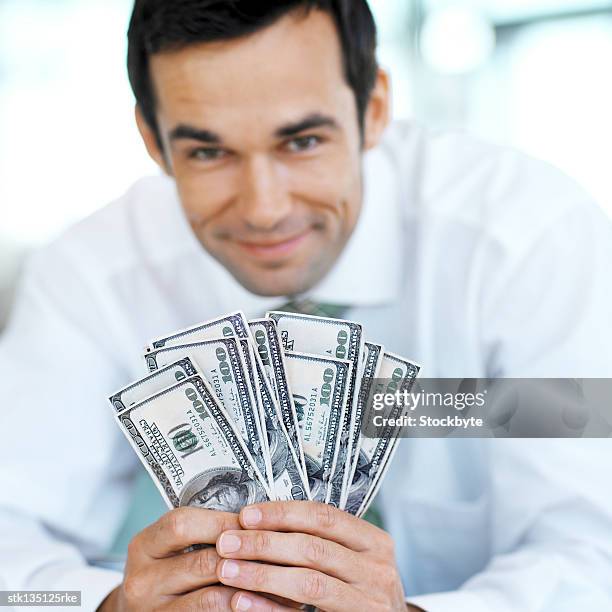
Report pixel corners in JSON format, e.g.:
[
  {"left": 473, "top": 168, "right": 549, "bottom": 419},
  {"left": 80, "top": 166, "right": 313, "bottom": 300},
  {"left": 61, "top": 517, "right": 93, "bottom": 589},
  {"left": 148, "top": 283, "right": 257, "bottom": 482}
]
[{"left": 1, "top": 121, "right": 611, "bottom": 611}]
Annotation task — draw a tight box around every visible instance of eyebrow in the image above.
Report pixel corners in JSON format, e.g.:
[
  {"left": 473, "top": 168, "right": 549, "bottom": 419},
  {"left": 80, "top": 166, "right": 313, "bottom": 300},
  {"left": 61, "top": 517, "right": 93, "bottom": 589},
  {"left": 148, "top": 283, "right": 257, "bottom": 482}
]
[
  {"left": 275, "top": 113, "right": 340, "bottom": 138},
  {"left": 168, "top": 112, "right": 339, "bottom": 145},
  {"left": 169, "top": 124, "right": 221, "bottom": 144}
]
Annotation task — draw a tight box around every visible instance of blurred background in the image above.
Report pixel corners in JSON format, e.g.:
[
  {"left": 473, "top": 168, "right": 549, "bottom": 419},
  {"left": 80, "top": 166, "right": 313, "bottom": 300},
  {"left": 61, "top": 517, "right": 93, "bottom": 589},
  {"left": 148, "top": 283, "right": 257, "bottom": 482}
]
[{"left": 1, "top": 0, "right": 612, "bottom": 328}]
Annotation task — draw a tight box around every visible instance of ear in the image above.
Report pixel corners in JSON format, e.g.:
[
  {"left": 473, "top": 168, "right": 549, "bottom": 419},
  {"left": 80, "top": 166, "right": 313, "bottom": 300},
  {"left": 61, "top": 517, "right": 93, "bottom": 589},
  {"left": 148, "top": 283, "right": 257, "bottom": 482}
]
[
  {"left": 362, "top": 68, "right": 391, "bottom": 151},
  {"left": 135, "top": 106, "right": 173, "bottom": 176}
]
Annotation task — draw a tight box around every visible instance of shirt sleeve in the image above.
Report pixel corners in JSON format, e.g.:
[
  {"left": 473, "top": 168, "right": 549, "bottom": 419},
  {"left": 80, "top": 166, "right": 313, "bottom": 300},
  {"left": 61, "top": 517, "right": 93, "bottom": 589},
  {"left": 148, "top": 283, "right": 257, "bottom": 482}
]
[
  {"left": 480, "top": 199, "right": 612, "bottom": 379},
  {"left": 408, "top": 175, "right": 612, "bottom": 610},
  {"left": 405, "top": 440, "right": 612, "bottom": 612},
  {"left": 0, "top": 245, "right": 136, "bottom": 609}
]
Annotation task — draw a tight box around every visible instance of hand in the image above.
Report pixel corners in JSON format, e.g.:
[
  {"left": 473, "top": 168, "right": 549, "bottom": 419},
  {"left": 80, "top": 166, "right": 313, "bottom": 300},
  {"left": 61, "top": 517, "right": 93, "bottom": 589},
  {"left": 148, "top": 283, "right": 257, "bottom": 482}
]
[
  {"left": 214, "top": 501, "right": 407, "bottom": 612},
  {"left": 98, "top": 507, "right": 295, "bottom": 611}
]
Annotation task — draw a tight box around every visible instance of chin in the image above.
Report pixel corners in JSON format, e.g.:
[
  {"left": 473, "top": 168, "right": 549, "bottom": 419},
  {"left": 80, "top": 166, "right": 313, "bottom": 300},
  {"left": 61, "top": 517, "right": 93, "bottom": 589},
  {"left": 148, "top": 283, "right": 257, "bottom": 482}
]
[
  {"left": 228, "top": 261, "right": 327, "bottom": 298},
  {"left": 202, "top": 232, "right": 345, "bottom": 297}
]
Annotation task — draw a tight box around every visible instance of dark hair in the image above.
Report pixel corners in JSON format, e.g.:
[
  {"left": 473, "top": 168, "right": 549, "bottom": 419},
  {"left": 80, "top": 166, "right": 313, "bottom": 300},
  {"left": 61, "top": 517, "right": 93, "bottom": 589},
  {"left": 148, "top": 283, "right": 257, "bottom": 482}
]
[{"left": 127, "top": 0, "right": 378, "bottom": 147}]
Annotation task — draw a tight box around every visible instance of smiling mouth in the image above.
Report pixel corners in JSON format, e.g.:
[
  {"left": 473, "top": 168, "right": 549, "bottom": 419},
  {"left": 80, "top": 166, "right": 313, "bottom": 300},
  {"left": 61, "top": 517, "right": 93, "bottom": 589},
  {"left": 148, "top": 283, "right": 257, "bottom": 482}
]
[{"left": 234, "top": 229, "right": 312, "bottom": 260}]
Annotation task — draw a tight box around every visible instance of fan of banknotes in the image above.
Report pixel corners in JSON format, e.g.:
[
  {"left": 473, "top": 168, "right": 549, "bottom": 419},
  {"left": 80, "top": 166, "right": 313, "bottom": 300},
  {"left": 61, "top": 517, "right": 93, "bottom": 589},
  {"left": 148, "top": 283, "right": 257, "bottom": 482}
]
[{"left": 108, "top": 311, "right": 420, "bottom": 519}]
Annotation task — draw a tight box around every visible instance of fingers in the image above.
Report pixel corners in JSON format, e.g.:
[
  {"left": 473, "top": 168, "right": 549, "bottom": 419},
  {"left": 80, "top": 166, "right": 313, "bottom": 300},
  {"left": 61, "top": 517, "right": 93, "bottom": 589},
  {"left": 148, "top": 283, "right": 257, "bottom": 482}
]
[
  {"left": 217, "top": 530, "right": 364, "bottom": 582},
  {"left": 231, "top": 591, "right": 299, "bottom": 612},
  {"left": 161, "top": 585, "right": 297, "bottom": 612},
  {"left": 162, "top": 585, "right": 238, "bottom": 611},
  {"left": 239, "top": 501, "right": 389, "bottom": 553},
  {"left": 264, "top": 594, "right": 307, "bottom": 609},
  {"left": 132, "top": 507, "right": 240, "bottom": 559},
  {"left": 146, "top": 546, "right": 221, "bottom": 596},
  {"left": 217, "top": 559, "right": 359, "bottom": 612}
]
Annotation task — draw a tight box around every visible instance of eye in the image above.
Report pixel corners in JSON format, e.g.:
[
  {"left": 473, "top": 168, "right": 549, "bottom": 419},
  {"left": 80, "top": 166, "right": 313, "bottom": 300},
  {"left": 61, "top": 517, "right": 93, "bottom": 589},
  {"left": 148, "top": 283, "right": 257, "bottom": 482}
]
[
  {"left": 188, "top": 147, "right": 228, "bottom": 162},
  {"left": 284, "top": 135, "right": 323, "bottom": 153}
]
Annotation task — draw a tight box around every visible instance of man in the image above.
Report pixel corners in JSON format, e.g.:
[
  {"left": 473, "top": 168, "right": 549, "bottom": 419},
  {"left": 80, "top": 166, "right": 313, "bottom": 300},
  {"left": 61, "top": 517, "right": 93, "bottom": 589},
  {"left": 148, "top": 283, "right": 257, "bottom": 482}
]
[{"left": 1, "top": 1, "right": 611, "bottom": 610}]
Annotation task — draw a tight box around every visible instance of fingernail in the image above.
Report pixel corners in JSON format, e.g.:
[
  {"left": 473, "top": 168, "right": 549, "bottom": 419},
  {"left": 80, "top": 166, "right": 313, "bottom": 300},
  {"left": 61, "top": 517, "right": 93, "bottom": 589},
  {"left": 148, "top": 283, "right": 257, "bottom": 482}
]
[
  {"left": 218, "top": 533, "right": 242, "bottom": 554},
  {"left": 235, "top": 594, "right": 252, "bottom": 610},
  {"left": 242, "top": 506, "right": 262, "bottom": 527},
  {"left": 221, "top": 560, "right": 240, "bottom": 579}
]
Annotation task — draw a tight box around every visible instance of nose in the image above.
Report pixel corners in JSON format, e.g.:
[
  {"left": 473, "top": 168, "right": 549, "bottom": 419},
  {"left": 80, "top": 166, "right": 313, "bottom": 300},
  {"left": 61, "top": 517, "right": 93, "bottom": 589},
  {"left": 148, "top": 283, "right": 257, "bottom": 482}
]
[{"left": 238, "top": 154, "right": 292, "bottom": 231}]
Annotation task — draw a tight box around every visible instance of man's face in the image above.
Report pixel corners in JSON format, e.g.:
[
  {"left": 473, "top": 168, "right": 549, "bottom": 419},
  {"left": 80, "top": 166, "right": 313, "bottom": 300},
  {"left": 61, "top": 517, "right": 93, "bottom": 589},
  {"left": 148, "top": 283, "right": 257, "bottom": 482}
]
[{"left": 143, "top": 10, "right": 387, "bottom": 296}]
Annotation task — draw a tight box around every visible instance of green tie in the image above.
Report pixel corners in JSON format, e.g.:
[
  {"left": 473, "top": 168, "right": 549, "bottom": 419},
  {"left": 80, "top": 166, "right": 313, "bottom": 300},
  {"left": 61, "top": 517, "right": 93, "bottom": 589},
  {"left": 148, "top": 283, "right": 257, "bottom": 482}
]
[
  {"left": 362, "top": 504, "right": 384, "bottom": 528},
  {"left": 109, "top": 469, "right": 167, "bottom": 556},
  {"left": 272, "top": 299, "right": 349, "bottom": 320}
]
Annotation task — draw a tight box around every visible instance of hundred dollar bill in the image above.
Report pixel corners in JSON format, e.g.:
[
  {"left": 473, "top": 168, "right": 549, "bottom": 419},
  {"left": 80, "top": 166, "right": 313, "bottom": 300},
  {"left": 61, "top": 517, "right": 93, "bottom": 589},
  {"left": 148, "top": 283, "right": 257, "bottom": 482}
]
[
  {"left": 148, "top": 311, "right": 272, "bottom": 479},
  {"left": 248, "top": 319, "right": 281, "bottom": 398},
  {"left": 112, "top": 375, "right": 269, "bottom": 510},
  {"left": 284, "top": 351, "right": 351, "bottom": 503},
  {"left": 340, "top": 342, "right": 384, "bottom": 508},
  {"left": 109, "top": 357, "right": 199, "bottom": 413},
  {"left": 148, "top": 311, "right": 263, "bottom": 406},
  {"left": 148, "top": 310, "right": 262, "bottom": 414},
  {"left": 251, "top": 351, "right": 311, "bottom": 500},
  {"left": 248, "top": 319, "right": 308, "bottom": 479},
  {"left": 148, "top": 311, "right": 251, "bottom": 351},
  {"left": 267, "top": 312, "right": 364, "bottom": 506},
  {"left": 344, "top": 352, "right": 420, "bottom": 516},
  {"left": 237, "top": 338, "right": 275, "bottom": 489},
  {"left": 145, "top": 338, "right": 271, "bottom": 493}
]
